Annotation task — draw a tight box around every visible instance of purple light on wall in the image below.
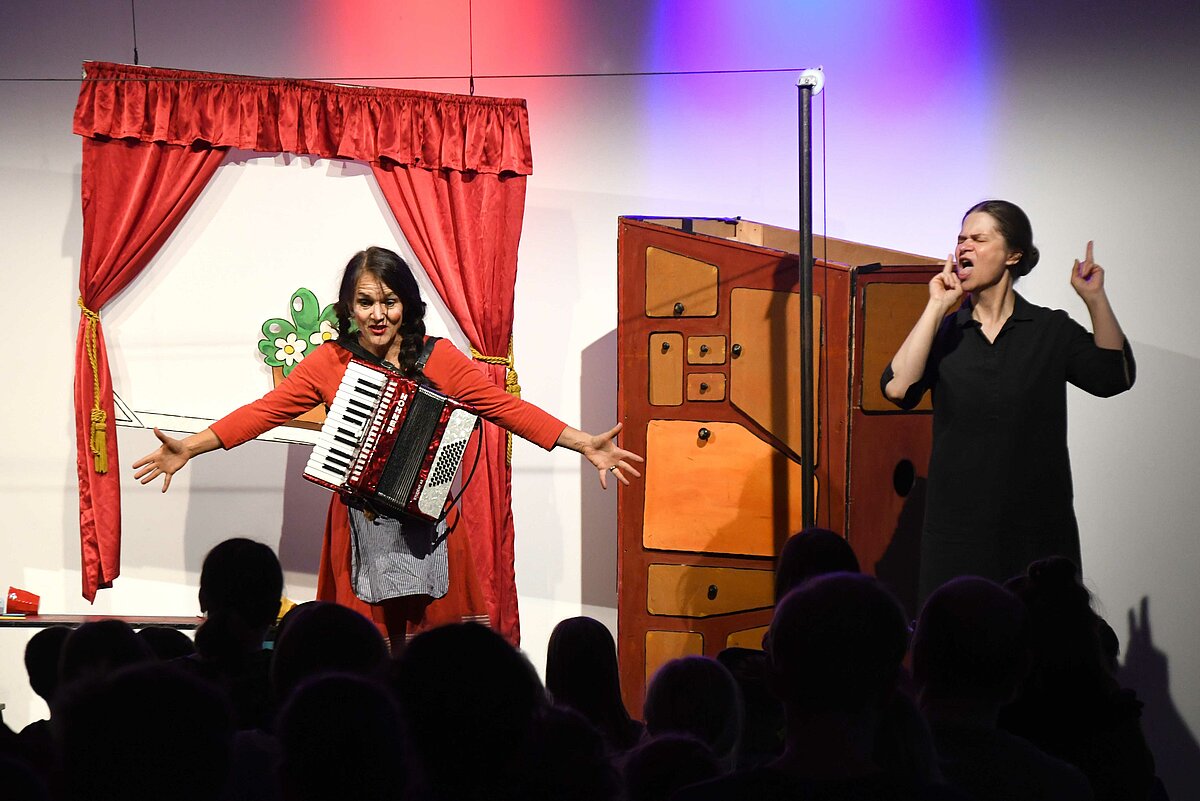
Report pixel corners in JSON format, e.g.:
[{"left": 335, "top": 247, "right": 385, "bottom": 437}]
[{"left": 633, "top": 0, "right": 996, "bottom": 235}]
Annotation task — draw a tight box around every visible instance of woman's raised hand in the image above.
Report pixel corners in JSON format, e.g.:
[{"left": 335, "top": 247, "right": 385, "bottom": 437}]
[
  {"left": 1070, "top": 240, "right": 1107, "bottom": 303},
  {"left": 930, "top": 254, "right": 964, "bottom": 313}
]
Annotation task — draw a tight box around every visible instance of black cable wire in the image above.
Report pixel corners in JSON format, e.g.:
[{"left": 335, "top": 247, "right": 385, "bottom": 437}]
[
  {"left": 0, "top": 66, "right": 812, "bottom": 83},
  {"left": 820, "top": 86, "right": 831, "bottom": 525},
  {"left": 130, "top": 0, "right": 139, "bottom": 65},
  {"left": 468, "top": 0, "right": 475, "bottom": 96}
]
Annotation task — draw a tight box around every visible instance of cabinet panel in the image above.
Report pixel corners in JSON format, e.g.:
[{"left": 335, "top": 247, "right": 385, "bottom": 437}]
[
  {"left": 686, "top": 373, "right": 726, "bottom": 402},
  {"left": 645, "top": 247, "right": 718, "bottom": 317},
  {"left": 645, "top": 630, "right": 704, "bottom": 685},
  {"left": 649, "top": 333, "right": 684, "bottom": 406},
  {"left": 687, "top": 336, "right": 726, "bottom": 364},
  {"left": 643, "top": 420, "right": 805, "bottom": 556},
  {"left": 725, "top": 626, "right": 769, "bottom": 650},
  {"left": 729, "top": 288, "right": 821, "bottom": 459},
  {"left": 647, "top": 564, "right": 774, "bottom": 617}
]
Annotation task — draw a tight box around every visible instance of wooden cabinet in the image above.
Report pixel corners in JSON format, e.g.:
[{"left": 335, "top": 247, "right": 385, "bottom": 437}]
[{"left": 616, "top": 216, "right": 941, "bottom": 713}]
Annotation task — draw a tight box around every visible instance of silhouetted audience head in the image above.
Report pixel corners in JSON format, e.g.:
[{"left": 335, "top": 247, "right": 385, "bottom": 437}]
[
  {"left": 872, "top": 692, "right": 943, "bottom": 787},
  {"left": 277, "top": 673, "right": 405, "bottom": 801},
  {"left": 24, "top": 625, "right": 71, "bottom": 704},
  {"left": 545, "top": 616, "right": 641, "bottom": 752},
  {"left": 622, "top": 733, "right": 720, "bottom": 801},
  {"left": 775, "top": 527, "right": 860, "bottom": 601},
  {"left": 715, "top": 646, "right": 785, "bottom": 768},
  {"left": 195, "top": 538, "right": 283, "bottom": 660},
  {"left": 527, "top": 705, "right": 620, "bottom": 801},
  {"left": 0, "top": 755, "right": 50, "bottom": 801},
  {"left": 1097, "top": 617, "right": 1120, "bottom": 675},
  {"left": 912, "top": 576, "right": 1029, "bottom": 704},
  {"left": 138, "top": 625, "right": 198, "bottom": 660},
  {"left": 58, "top": 619, "right": 153, "bottom": 687},
  {"left": 54, "top": 662, "right": 232, "bottom": 801},
  {"left": 1000, "top": 558, "right": 1155, "bottom": 801},
  {"left": 1007, "top": 556, "right": 1110, "bottom": 693},
  {"left": 270, "top": 601, "right": 388, "bottom": 703},
  {"left": 644, "top": 656, "right": 742, "bottom": 770},
  {"left": 395, "top": 622, "right": 545, "bottom": 801},
  {"left": 769, "top": 573, "right": 908, "bottom": 716}
]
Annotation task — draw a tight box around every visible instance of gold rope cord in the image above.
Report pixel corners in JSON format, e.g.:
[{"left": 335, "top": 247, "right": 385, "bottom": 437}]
[
  {"left": 469, "top": 335, "right": 521, "bottom": 465},
  {"left": 77, "top": 297, "right": 108, "bottom": 473}
]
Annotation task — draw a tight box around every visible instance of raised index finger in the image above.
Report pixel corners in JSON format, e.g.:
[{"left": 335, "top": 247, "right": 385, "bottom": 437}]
[{"left": 1085, "top": 240, "right": 1094, "bottom": 264}]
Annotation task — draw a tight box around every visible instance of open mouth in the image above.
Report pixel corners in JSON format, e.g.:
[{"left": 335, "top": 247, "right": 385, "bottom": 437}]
[{"left": 957, "top": 258, "right": 974, "bottom": 278}]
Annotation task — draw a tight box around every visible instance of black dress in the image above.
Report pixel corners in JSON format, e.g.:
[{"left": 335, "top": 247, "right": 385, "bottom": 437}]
[{"left": 883, "top": 293, "right": 1135, "bottom": 605}]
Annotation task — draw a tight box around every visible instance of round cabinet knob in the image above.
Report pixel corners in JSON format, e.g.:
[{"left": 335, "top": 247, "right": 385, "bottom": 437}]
[
  {"left": 731, "top": 343, "right": 743, "bottom": 358},
  {"left": 699, "top": 382, "right": 709, "bottom": 392},
  {"left": 697, "top": 427, "right": 711, "bottom": 441},
  {"left": 660, "top": 341, "right": 671, "bottom": 353},
  {"left": 673, "top": 302, "right": 685, "bottom": 316},
  {"left": 699, "top": 344, "right": 709, "bottom": 355},
  {"left": 707, "top": 584, "right": 719, "bottom": 600}
]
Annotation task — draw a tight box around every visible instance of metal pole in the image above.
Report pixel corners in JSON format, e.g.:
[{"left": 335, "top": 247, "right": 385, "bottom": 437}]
[{"left": 797, "top": 68, "right": 823, "bottom": 529}]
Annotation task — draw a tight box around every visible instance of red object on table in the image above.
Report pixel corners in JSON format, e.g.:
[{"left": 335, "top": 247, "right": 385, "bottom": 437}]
[{"left": 6, "top": 587, "right": 40, "bottom": 614}]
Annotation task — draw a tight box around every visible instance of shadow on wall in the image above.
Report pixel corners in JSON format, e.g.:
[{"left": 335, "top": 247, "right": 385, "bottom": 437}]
[
  {"left": 873, "top": 476, "right": 926, "bottom": 620},
  {"left": 278, "top": 441, "right": 328, "bottom": 574},
  {"left": 579, "top": 331, "right": 619, "bottom": 609},
  {"left": 1119, "top": 595, "right": 1200, "bottom": 801}
]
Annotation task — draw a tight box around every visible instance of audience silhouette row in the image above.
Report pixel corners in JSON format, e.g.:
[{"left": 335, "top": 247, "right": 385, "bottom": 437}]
[{"left": 0, "top": 529, "right": 1169, "bottom": 800}]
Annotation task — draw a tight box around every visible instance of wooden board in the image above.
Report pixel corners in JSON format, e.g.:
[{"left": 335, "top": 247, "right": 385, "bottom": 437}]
[
  {"left": 729, "top": 288, "right": 821, "bottom": 460},
  {"left": 645, "top": 630, "right": 704, "bottom": 685},
  {"left": 647, "top": 564, "right": 775, "bottom": 617},
  {"left": 646, "top": 247, "right": 719, "bottom": 317},
  {"left": 643, "top": 420, "right": 806, "bottom": 556}
]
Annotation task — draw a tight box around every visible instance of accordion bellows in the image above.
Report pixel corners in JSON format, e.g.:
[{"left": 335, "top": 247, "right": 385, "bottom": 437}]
[{"left": 303, "top": 359, "right": 479, "bottom": 521}]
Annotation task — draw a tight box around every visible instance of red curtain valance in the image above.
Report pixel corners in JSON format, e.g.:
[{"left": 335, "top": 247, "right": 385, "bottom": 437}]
[{"left": 73, "top": 61, "right": 533, "bottom": 175}]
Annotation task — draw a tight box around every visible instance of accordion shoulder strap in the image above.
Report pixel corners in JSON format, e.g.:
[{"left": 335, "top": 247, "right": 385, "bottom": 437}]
[{"left": 416, "top": 336, "right": 440, "bottom": 371}]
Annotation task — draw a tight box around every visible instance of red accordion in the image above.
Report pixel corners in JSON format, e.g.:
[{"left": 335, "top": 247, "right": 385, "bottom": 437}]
[{"left": 303, "top": 359, "right": 479, "bottom": 522}]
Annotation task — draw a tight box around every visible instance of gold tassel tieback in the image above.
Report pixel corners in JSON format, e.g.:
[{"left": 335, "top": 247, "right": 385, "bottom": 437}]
[
  {"left": 78, "top": 297, "right": 108, "bottom": 473},
  {"left": 470, "top": 335, "right": 521, "bottom": 464}
]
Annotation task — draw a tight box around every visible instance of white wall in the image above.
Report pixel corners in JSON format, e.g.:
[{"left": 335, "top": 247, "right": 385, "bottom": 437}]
[{"left": 2, "top": 0, "right": 1198, "bottom": 791}]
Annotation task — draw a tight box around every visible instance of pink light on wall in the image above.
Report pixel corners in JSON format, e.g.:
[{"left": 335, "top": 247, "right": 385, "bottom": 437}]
[{"left": 299, "top": 0, "right": 471, "bottom": 90}]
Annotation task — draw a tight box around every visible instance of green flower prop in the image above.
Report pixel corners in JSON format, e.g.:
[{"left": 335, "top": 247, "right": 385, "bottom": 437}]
[{"left": 258, "top": 288, "right": 339, "bottom": 377}]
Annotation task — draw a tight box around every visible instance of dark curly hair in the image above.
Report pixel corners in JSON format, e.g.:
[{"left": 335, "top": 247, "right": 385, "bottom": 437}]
[
  {"left": 963, "top": 199, "right": 1040, "bottom": 279},
  {"left": 335, "top": 246, "right": 428, "bottom": 379}
]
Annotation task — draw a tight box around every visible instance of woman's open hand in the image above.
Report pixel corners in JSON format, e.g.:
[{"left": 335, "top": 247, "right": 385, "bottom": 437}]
[
  {"left": 562, "top": 422, "right": 645, "bottom": 489},
  {"left": 132, "top": 427, "right": 218, "bottom": 492}
]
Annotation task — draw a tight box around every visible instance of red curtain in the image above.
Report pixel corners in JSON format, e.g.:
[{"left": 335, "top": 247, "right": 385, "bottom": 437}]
[
  {"left": 73, "top": 62, "right": 534, "bottom": 630},
  {"left": 373, "top": 163, "right": 529, "bottom": 644},
  {"left": 76, "top": 138, "right": 226, "bottom": 601}
]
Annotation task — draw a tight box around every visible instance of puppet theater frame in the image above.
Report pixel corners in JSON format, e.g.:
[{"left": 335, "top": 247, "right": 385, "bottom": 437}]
[{"left": 72, "top": 60, "right": 534, "bottom": 643}]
